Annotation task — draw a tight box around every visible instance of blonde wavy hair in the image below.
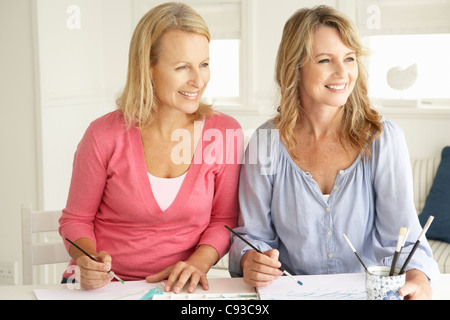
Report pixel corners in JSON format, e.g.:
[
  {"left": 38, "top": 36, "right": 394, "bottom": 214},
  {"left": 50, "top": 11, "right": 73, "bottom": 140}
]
[
  {"left": 273, "top": 5, "right": 382, "bottom": 159},
  {"left": 116, "top": 2, "right": 213, "bottom": 128}
]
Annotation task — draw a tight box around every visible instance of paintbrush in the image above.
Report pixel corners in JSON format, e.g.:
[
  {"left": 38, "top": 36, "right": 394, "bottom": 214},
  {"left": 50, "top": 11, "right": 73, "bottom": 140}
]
[
  {"left": 399, "top": 216, "right": 434, "bottom": 275},
  {"left": 343, "top": 234, "right": 368, "bottom": 272},
  {"left": 390, "top": 227, "right": 408, "bottom": 276},
  {"left": 225, "top": 225, "right": 303, "bottom": 286}
]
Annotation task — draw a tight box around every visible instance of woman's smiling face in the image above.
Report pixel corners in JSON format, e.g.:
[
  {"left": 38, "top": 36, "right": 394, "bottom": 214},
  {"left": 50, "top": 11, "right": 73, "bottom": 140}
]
[
  {"left": 298, "top": 25, "right": 359, "bottom": 111},
  {"left": 151, "top": 29, "right": 210, "bottom": 115}
]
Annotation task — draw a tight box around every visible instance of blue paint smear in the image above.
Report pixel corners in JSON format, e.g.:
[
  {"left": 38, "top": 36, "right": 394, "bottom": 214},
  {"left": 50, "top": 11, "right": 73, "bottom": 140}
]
[{"left": 140, "top": 288, "right": 164, "bottom": 300}]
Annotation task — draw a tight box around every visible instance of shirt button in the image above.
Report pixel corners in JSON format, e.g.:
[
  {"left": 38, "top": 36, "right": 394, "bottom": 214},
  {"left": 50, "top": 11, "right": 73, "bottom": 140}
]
[
  {"left": 339, "top": 170, "right": 345, "bottom": 175},
  {"left": 328, "top": 253, "right": 334, "bottom": 259},
  {"left": 328, "top": 230, "right": 333, "bottom": 236},
  {"left": 326, "top": 207, "right": 330, "bottom": 212},
  {"left": 334, "top": 186, "right": 338, "bottom": 191}
]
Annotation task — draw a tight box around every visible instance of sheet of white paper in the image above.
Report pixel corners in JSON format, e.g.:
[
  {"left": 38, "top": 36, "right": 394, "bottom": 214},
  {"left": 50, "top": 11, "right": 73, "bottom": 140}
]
[
  {"left": 34, "top": 280, "right": 164, "bottom": 300},
  {"left": 257, "top": 273, "right": 366, "bottom": 300}
]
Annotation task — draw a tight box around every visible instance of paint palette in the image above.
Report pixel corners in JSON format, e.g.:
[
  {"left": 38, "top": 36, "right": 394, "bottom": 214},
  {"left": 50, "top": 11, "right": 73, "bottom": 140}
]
[{"left": 152, "top": 293, "right": 258, "bottom": 300}]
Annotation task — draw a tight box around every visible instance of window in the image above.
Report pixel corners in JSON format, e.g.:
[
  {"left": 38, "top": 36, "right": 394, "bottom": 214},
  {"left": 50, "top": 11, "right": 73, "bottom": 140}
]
[
  {"left": 357, "top": 0, "right": 450, "bottom": 108},
  {"left": 204, "top": 39, "right": 240, "bottom": 100},
  {"left": 185, "top": 0, "right": 243, "bottom": 106},
  {"left": 366, "top": 34, "right": 450, "bottom": 107}
]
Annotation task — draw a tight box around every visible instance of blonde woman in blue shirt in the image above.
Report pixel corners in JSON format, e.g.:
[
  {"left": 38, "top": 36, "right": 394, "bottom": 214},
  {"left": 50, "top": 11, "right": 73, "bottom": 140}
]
[{"left": 229, "top": 5, "right": 439, "bottom": 300}]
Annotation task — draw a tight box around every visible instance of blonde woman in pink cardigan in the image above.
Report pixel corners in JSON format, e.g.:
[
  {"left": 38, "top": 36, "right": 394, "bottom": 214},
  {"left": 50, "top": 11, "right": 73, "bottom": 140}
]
[{"left": 59, "top": 2, "right": 242, "bottom": 292}]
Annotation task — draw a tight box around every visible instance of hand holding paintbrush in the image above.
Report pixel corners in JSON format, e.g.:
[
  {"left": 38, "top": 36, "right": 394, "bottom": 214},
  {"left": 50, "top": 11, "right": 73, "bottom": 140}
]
[
  {"left": 225, "top": 225, "right": 303, "bottom": 286},
  {"left": 65, "top": 238, "right": 125, "bottom": 286}
]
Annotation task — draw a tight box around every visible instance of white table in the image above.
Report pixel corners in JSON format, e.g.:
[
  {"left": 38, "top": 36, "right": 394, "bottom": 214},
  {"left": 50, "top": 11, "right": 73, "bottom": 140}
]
[
  {"left": 1, "top": 274, "right": 450, "bottom": 300},
  {"left": 0, "top": 277, "right": 254, "bottom": 300}
]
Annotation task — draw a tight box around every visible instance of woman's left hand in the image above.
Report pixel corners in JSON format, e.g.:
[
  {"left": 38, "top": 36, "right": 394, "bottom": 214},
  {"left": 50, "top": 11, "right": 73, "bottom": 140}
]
[
  {"left": 146, "top": 260, "right": 208, "bottom": 293},
  {"left": 399, "top": 269, "right": 432, "bottom": 300},
  {"left": 145, "top": 245, "right": 219, "bottom": 293}
]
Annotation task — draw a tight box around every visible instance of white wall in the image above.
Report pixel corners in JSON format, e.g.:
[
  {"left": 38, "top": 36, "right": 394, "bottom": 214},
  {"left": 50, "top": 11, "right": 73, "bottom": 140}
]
[
  {"left": 0, "top": 0, "right": 39, "bottom": 269},
  {"left": 1, "top": 0, "right": 449, "bottom": 285},
  {"left": 378, "top": 109, "right": 450, "bottom": 159},
  {"left": 36, "top": 0, "right": 132, "bottom": 211}
]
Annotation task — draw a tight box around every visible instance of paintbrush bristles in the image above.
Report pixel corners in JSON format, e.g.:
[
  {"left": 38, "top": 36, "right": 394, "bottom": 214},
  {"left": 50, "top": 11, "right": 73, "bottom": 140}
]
[
  {"left": 402, "top": 228, "right": 410, "bottom": 246},
  {"left": 343, "top": 234, "right": 356, "bottom": 252},
  {"left": 283, "top": 270, "right": 303, "bottom": 286},
  {"left": 419, "top": 216, "right": 434, "bottom": 240},
  {"left": 395, "top": 227, "right": 407, "bottom": 251}
]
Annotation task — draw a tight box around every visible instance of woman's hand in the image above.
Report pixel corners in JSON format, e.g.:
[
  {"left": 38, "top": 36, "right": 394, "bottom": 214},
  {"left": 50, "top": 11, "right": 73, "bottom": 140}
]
[
  {"left": 76, "top": 251, "right": 114, "bottom": 290},
  {"left": 241, "top": 249, "right": 283, "bottom": 287},
  {"left": 69, "top": 237, "right": 113, "bottom": 290},
  {"left": 146, "top": 245, "right": 219, "bottom": 294},
  {"left": 399, "top": 269, "right": 432, "bottom": 300},
  {"left": 146, "top": 260, "right": 208, "bottom": 293}
]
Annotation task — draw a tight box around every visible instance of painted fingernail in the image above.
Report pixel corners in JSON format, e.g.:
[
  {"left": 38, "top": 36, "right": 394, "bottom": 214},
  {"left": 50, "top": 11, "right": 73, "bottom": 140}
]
[{"left": 174, "top": 286, "right": 180, "bottom": 294}]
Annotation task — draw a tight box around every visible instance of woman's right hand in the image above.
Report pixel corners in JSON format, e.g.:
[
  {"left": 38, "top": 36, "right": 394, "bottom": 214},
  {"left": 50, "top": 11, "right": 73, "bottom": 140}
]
[
  {"left": 241, "top": 249, "right": 284, "bottom": 287},
  {"left": 76, "top": 251, "right": 114, "bottom": 290}
]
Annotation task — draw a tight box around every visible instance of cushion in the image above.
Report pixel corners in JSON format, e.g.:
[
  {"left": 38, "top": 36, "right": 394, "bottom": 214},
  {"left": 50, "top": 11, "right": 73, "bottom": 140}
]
[{"left": 419, "top": 146, "right": 450, "bottom": 243}]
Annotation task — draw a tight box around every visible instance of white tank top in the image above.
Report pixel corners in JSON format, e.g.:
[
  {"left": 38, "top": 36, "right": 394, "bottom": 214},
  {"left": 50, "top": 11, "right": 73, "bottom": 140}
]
[{"left": 148, "top": 171, "right": 187, "bottom": 211}]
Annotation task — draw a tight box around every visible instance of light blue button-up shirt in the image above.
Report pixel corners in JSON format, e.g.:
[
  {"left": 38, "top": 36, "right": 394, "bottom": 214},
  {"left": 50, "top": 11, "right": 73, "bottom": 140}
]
[{"left": 229, "top": 119, "right": 440, "bottom": 283}]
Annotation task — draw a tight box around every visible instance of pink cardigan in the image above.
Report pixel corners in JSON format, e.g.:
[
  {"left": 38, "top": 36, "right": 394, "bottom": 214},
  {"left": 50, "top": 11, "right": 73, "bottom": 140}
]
[{"left": 59, "top": 111, "right": 242, "bottom": 280}]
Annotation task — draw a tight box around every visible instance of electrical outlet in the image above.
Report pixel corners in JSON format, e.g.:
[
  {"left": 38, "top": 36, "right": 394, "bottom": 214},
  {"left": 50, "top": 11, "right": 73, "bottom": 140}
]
[{"left": 0, "top": 261, "right": 18, "bottom": 285}]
